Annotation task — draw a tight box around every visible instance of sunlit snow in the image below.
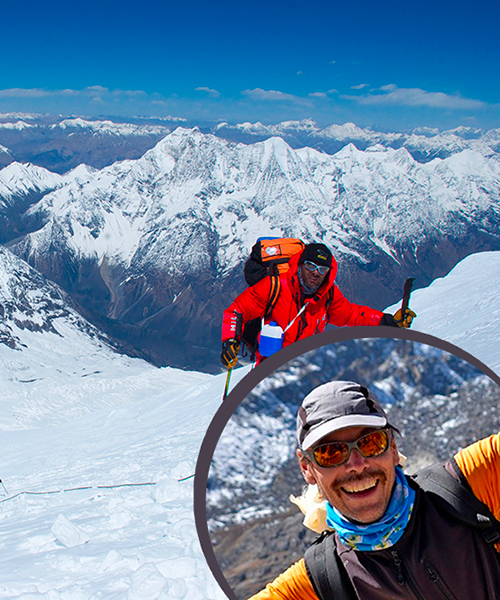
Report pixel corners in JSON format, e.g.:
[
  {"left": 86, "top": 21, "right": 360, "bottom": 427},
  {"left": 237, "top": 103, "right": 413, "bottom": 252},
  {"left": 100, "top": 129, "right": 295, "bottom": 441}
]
[
  {"left": 0, "top": 346, "right": 249, "bottom": 599},
  {"left": 386, "top": 250, "right": 500, "bottom": 375}
]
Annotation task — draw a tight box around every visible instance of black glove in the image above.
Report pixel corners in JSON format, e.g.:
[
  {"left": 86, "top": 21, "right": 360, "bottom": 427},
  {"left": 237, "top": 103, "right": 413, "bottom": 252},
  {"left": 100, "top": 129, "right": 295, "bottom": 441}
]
[
  {"left": 378, "top": 313, "right": 400, "bottom": 327},
  {"left": 221, "top": 339, "right": 241, "bottom": 368}
]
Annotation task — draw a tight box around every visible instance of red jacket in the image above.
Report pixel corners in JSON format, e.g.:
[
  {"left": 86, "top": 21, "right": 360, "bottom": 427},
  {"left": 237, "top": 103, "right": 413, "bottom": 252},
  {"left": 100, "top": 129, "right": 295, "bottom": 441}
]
[{"left": 222, "top": 253, "right": 384, "bottom": 352}]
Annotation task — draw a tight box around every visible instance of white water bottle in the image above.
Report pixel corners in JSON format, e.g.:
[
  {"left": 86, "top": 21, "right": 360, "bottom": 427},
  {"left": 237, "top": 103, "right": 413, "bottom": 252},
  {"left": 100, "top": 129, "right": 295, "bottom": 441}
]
[{"left": 259, "top": 321, "right": 284, "bottom": 357}]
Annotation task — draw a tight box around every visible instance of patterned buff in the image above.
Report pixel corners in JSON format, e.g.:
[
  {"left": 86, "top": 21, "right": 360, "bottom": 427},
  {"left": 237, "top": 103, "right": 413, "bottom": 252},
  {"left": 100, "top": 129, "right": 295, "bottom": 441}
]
[{"left": 325, "top": 467, "right": 416, "bottom": 551}]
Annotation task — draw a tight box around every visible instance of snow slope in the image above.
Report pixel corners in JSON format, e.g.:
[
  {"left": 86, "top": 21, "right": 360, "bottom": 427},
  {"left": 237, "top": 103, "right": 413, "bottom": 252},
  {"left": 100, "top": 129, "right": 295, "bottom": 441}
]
[
  {"left": 386, "top": 250, "right": 500, "bottom": 375},
  {"left": 0, "top": 245, "right": 256, "bottom": 599},
  {"left": 0, "top": 364, "right": 240, "bottom": 600}
]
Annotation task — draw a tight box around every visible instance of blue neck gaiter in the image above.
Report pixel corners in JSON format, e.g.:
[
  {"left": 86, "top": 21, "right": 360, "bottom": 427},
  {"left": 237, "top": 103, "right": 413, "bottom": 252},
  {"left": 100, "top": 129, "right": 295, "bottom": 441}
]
[{"left": 325, "top": 467, "right": 415, "bottom": 551}]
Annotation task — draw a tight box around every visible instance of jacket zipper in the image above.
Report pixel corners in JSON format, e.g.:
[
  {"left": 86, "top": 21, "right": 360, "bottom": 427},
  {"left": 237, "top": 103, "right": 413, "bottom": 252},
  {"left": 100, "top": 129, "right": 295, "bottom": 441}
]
[
  {"left": 390, "top": 550, "right": 425, "bottom": 600},
  {"left": 423, "top": 562, "right": 458, "bottom": 600},
  {"left": 391, "top": 550, "right": 405, "bottom": 586},
  {"left": 293, "top": 290, "right": 305, "bottom": 341}
]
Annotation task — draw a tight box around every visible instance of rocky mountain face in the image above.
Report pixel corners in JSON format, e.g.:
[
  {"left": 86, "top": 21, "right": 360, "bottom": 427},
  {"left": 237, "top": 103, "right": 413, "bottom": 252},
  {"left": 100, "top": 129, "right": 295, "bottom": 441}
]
[
  {"left": 207, "top": 338, "right": 500, "bottom": 598},
  {"left": 0, "top": 244, "right": 135, "bottom": 359},
  {"left": 1, "top": 125, "right": 500, "bottom": 370}
]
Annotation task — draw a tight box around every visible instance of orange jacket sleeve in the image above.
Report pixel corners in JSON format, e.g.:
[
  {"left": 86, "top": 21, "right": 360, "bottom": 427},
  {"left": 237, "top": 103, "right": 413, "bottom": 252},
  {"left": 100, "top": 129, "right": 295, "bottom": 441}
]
[
  {"left": 454, "top": 431, "right": 500, "bottom": 551},
  {"left": 454, "top": 431, "right": 500, "bottom": 520},
  {"left": 247, "top": 559, "right": 319, "bottom": 600}
]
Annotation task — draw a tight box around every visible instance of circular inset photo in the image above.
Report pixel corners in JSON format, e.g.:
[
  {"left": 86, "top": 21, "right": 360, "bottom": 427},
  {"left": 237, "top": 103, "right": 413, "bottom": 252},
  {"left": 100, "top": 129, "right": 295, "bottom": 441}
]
[{"left": 195, "top": 328, "right": 500, "bottom": 600}]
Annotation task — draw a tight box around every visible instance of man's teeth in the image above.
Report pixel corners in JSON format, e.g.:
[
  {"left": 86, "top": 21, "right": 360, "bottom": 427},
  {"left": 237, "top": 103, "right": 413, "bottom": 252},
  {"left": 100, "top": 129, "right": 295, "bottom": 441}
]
[{"left": 342, "top": 478, "right": 378, "bottom": 493}]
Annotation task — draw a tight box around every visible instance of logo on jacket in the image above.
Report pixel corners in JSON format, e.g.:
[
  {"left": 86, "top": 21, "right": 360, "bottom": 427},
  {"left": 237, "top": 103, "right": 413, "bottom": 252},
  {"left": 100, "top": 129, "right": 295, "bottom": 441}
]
[{"left": 264, "top": 246, "right": 280, "bottom": 257}]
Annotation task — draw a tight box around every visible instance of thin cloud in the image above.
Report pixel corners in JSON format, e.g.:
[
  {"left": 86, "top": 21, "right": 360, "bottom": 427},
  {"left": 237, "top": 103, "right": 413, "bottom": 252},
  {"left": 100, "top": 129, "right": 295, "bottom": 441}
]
[
  {"left": 351, "top": 84, "right": 369, "bottom": 90},
  {"left": 241, "top": 88, "right": 299, "bottom": 102},
  {"left": 309, "top": 92, "right": 327, "bottom": 98},
  {"left": 344, "top": 84, "right": 486, "bottom": 110},
  {"left": 0, "top": 88, "right": 52, "bottom": 98},
  {"left": 195, "top": 87, "right": 220, "bottom": 98},
  {"left": 0, "top": 86, "right": 149, "bottom": 100}
]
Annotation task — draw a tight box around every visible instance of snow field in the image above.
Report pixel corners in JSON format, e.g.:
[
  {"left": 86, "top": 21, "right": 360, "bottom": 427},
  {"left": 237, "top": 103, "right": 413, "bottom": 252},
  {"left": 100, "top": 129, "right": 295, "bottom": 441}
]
[
  {"left": 386, "top": 250, "right": 500, "bottom": 376},
  {"left": 0, "top": 362, "right": 248, "bottom": 600}
]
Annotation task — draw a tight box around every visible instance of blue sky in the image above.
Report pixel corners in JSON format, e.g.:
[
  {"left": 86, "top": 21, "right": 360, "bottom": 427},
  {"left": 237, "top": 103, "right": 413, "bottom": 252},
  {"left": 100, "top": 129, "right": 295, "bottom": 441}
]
[{"left": 1, "top": 0, "right": 500, "bottom": 131}]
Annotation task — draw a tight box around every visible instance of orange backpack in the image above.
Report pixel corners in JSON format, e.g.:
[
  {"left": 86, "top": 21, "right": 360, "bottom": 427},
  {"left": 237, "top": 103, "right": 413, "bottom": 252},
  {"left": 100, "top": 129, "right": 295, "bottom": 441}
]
[{"left": 241, "top": 237, "right": 305, "bottom": 358}]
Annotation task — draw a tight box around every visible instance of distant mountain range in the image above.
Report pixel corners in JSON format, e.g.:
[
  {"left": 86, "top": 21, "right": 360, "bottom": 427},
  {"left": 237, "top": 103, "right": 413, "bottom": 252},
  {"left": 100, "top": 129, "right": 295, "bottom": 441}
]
[
  {"left": 1, "top": 113, "right": 500, "bottom": 173},
  {"left": 1, "top": 115, "right": 500, "bottom": 371}
]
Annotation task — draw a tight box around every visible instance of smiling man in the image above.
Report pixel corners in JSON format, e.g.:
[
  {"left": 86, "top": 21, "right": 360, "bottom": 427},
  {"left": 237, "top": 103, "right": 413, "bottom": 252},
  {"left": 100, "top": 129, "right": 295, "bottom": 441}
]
[{"left": 247, "top": 380, "right": 500, "bottom": 600}]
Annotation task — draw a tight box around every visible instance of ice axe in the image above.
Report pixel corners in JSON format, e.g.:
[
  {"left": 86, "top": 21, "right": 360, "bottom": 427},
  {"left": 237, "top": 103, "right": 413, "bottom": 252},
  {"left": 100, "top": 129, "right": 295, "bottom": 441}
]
[
  {"left": 222, "top": 366, "right": 233, "bottom": 402},
  {"left": 399, "top": 277, "right": 415, "bottom": 327}
]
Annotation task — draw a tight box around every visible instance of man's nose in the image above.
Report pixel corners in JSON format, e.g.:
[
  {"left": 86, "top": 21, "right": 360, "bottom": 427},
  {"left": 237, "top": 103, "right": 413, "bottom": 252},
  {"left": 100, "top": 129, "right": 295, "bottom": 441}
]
[{"left": 344, "top": 447, "right": 369, "bottom": 471}]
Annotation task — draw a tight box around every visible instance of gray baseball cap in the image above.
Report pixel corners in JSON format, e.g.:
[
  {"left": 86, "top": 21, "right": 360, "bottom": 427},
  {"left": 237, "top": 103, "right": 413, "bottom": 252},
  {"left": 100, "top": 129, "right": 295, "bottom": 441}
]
[{"left": 296, "top": 381, "right": 391, "bottom": 449}]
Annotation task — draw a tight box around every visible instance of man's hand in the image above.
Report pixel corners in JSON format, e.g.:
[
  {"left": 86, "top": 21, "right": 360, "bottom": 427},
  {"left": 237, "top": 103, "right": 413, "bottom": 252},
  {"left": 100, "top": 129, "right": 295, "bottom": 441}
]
[
  {"left": 221, "top": 339, "right": 241, "bottom": 368},
  {"left": 393, "top": 308, "right": 416, "bottom": 328},
  {"left": 379, "top": 308, "right": 416, "bottom": 328}
]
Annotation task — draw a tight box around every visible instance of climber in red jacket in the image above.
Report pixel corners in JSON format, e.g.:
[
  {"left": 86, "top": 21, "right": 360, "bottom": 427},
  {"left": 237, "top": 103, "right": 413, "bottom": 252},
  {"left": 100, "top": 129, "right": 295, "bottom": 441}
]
[{"left": 221, "top": 243, "right": 415, "bottom": 367}]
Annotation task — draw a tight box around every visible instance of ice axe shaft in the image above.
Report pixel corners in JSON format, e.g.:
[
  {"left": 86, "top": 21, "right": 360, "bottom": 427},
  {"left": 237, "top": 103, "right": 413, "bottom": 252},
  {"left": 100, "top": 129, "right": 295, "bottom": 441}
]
[
  {"left": 401, "top": 277, "right": 415, "bottom": 314},
  {"left": 222, "top": 366, "right": 233, "bottom": 402}
]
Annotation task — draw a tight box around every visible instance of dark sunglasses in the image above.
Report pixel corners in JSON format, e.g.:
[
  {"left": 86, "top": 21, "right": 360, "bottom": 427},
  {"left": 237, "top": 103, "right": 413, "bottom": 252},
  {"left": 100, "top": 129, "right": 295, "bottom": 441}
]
[
  {"left": 303, "top": 261, "right": 330, "bottom": 276},
  {"left": 306, "top": 429, "right": 391, "bottom": 468}
]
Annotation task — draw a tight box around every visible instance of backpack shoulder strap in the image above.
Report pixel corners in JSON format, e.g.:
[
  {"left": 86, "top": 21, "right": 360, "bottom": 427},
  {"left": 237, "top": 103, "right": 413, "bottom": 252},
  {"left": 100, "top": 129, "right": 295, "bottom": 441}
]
[
  {"left": 304, "top": 531, "right": 357, "bottom": 600},
  {"left": 412, "top": 460, "right": 500, "bottom": 546},
  {"left": 263, "top": 273, "right": 281, "bottom": 320}
]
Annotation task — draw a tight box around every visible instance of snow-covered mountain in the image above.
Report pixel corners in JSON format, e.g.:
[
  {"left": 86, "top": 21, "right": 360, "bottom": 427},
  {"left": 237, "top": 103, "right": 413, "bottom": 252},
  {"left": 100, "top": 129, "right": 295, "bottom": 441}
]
[
  {"left": 2, "top": 112, "right": 500, "bottom": 173},
  {"left": 214, "top": 119, "right": 500, "bottom": 160},
  {"left": 0, "top": 351, "right": 234, "bottom": 599},
  {"left": 3, "top": 126, "right": 500, "bottom": 370}
]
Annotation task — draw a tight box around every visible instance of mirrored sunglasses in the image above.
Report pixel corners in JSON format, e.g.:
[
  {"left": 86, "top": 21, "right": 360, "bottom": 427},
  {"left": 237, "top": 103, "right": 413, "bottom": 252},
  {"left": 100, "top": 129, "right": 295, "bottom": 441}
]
[
  {"left": 303, "top": 261, "right": 330, "bottom": 275},
  {"left": 307, "top": 429, "right": 391, "bottom": 468}
]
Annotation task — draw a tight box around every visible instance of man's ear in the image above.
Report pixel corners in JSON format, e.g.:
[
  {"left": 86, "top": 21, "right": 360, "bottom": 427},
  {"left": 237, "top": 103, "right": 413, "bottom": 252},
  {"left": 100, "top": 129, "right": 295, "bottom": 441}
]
[{"left": 297, "top": 448, "right": 318, "bottom": 485}]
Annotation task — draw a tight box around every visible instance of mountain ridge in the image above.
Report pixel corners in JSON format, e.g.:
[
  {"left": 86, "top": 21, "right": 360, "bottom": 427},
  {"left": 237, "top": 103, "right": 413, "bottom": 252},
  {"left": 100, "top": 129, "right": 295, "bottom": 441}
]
[{"left": 2, "top": 125, "right": 500, "bottom": 370}]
